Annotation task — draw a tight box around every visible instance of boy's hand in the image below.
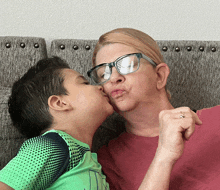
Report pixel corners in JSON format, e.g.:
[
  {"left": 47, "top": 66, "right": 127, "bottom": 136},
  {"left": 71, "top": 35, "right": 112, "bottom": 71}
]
[{"left": 157, "top": 107, "right": 202, "bottom": 163}]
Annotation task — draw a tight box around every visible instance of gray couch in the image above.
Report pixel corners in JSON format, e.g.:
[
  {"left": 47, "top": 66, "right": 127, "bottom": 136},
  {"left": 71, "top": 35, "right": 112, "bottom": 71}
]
[{"left": 1, "top": 36, "right": 220, "bottom": 169}]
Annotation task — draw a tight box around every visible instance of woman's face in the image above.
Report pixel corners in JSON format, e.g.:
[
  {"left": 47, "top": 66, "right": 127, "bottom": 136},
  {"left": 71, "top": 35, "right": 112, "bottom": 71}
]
[{"left": 95, "top": 43, "right": 159, "bottom": 113}]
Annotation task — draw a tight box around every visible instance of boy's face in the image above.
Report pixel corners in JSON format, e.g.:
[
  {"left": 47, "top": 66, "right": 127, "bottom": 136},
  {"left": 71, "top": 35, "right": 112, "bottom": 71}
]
[{"left": 62, "top": 69, "right": 114, "bottom": 120}]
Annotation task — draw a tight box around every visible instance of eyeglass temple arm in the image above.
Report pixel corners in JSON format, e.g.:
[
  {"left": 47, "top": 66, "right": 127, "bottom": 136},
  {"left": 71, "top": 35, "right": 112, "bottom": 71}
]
[{"left": 141, "top": 54, "right": 157, "bottom": 67}]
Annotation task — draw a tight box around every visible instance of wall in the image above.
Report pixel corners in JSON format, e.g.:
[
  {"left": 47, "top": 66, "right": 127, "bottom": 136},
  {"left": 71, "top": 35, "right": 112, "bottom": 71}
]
[{"left": 1, "top": 0, "right": 220, "bottom": 42}]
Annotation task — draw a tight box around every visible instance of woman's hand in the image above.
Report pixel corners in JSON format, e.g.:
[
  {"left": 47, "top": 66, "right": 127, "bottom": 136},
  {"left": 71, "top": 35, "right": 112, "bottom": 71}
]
[
  {"left": 157, "top": 107, "right": 202, "bottom": 163},
  {"left": 139, "top": 107, "right": 202, "bottom": 190}
]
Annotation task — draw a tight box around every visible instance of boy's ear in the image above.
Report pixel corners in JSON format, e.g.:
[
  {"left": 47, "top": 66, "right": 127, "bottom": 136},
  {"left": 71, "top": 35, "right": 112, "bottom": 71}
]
[
  {"left": 48, "top": 95, "right": 73, "bottom": 111},
  {"left": 155, "top": 63, "right": 170, "bottom": 90}
]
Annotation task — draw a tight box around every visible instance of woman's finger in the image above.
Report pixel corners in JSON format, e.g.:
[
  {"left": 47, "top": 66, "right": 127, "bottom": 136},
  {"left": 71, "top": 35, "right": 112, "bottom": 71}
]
[
  {"left": 191, "top": 110, "right": 203, "bottom": 125},
  {"left": 166, "top": 107, "right": 203, "bottom": 125},
  {"left": 183, "top": 123, "right": 195, "bottom": 140}
]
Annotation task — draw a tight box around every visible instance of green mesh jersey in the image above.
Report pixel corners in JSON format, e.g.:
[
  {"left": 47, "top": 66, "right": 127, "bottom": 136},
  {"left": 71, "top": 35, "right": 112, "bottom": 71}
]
[{"left": 0, "top": 130, "right": 109, "bottom": 190}]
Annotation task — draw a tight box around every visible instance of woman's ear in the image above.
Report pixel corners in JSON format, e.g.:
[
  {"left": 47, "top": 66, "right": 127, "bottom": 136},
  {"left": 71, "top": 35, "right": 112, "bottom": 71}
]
[
  {"left": 155, "top": 63, "right": 170, "bottom": 90},
  {"left": 48, "top": 95, "right": 73, "bottom": 111}
]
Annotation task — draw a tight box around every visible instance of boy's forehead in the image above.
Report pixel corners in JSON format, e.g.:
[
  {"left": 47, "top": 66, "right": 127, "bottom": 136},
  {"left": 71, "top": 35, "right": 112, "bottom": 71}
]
[
  {"left": 62, "top": 69, "right": 86, "bottom": 83},
  {"left": 63, "top": 69, "right": 80, "bottom": 79}
]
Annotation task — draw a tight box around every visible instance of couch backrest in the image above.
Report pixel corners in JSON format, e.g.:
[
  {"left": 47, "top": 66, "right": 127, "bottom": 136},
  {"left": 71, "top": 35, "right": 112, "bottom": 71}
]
[
  {"left": 0, "top": 37, "right": 219, "bottom": 169},
  {"left": 0, "top": 37, "right": 47, "bottom": 169},
  {"left": 0, "top": 36, "right": 47, "bottom": 87}
]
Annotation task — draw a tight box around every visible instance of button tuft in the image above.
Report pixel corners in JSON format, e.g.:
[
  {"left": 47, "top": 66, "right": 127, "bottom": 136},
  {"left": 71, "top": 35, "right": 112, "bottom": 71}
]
[
  {"left": 60, "top": 44, "right": 65, "bottom": 50},
  {"left": 20, "top": 43, "right": 25, "bottom": 48},
  {"left": 85, "top": 45, "right": 90, "bottom": 50},
  {"left": 186, "top": 46, "right": 192, "bottom": 51},
  {"left": 175, "top": 47, "right": 180, "bottom": 52},
  {"left": 162, "top": 46, "right": 168, "bottom": 51},
  {"left": 211, "top": 47, "right": 216, "bottom": 52},
  {"left": 34, "top": 43, "right": 39, "bottom": 48},
  {"left": 199, "top": 46, "right": 204, "bottom": 51},
  {"left": 73, "top": 45, "right": 78, "bottom": 50},
  {"left": 5, "top": 43, "right": 11, "bottom": 48}
]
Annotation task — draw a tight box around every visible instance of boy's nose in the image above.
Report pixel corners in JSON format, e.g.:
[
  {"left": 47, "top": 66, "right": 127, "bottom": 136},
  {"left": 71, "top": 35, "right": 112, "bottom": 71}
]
[{"left": 97, "top": 85, "right": 104, "bottom": 91}]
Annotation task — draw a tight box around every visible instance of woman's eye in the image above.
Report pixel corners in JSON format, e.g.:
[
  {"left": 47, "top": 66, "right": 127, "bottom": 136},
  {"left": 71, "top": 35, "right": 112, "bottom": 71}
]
[{"left": 84, "top": 82, "right": 90, "bottom": 85}]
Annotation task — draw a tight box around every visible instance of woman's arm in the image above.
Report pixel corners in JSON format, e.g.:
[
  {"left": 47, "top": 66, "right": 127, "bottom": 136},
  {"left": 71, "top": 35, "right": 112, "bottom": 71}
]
[
  {"left": 139, "top": 107, "right": 202, "bottom": 190},
  {"left": 138, "top": 147, "right": 176, "bottom": 190}
]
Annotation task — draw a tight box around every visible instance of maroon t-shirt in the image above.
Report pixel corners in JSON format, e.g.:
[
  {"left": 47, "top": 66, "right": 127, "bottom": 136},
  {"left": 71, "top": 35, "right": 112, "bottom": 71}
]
[{"left": 98, "top": 105, "right": 220, "bottom": 190}]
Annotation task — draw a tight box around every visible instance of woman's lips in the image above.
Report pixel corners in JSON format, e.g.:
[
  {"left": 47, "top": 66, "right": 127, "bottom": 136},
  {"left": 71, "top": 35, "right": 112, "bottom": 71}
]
[{"left": 111, "top": 89, "right": 125, "bottom": 98}]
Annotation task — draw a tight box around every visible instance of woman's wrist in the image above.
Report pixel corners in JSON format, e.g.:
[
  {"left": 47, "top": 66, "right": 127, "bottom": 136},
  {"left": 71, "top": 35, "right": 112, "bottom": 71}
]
[{"left": 154, "top": 146, "right": 179, "bottom": 166}]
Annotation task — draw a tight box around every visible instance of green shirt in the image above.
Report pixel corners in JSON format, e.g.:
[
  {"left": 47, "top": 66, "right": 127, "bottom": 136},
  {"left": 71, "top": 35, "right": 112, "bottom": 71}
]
[{"left": 0, "top": 130, "right": 109, "bottom": 190}]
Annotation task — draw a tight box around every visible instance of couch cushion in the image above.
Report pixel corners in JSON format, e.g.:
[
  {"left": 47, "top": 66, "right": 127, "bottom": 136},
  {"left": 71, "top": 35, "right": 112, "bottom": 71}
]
[
  {"left": 50, "top": 39, "right": 97, "bottom": 83},
  {"left": 0, "top": 87, "right": 26, "bottom": 169},
  {"left": 0, "top": 36, "right": 47, "bottom": 169},
  {"left": 0, "top": 36, "right": 47, "bottom": 87},
  {"left": 157, "top": 40, "right": 220, "bottom": 110}
]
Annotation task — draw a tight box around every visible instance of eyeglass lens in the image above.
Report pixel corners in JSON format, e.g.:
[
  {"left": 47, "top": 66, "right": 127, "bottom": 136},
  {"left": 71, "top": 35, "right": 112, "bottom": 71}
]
[{"left": 92, "top": 54, "right": 139, "bottom": 83}]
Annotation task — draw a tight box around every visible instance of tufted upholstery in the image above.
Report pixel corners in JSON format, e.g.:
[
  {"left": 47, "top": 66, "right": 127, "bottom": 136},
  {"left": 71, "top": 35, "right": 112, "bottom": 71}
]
[
  {"left": 50, "top": 39, "right": 97, "bottom": 82},
  {"left": 0, "top": 37, "right": 47, "bottom": 169},
  {"left": 0, "top": 37, "right": 220, "bottom": 169},
  {"left": 157, "top": 41, "right": 220, "bottom": 110},
  {"left": 0, "top": 37, "right": 47, "bottom": 87}
]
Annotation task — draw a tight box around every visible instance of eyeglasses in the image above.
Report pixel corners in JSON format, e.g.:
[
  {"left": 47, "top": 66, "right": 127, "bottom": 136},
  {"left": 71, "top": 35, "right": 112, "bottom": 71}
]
[{"left": 87, "top": 53, "right": 157, "bottom": 85}]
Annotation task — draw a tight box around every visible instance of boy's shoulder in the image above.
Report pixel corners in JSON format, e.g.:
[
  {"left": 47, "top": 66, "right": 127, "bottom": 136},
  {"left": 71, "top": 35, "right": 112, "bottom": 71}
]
[
  {"left": 48, "top": 130, "right": 91, "bottom": 169},
  {"left": 43, "top": 130, "right": 91, "bottom": 151},
  {"left": 20, "top": 130, "right": 70, "bottom": 156},
  {"left": 0, "top": 130, "right": 70, "bottom": 189}
]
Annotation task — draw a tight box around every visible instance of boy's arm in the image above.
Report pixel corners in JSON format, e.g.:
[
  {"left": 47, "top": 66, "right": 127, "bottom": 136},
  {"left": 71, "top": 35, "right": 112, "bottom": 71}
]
[
  {"left": 139, "top": 107, "right": 202, "bottom": 190},
  {"left": 0, "top": 133, "right": 69, "bottom": 189},
  {"left": 0, "top": 182, "right": 14, "bottom": 190}
]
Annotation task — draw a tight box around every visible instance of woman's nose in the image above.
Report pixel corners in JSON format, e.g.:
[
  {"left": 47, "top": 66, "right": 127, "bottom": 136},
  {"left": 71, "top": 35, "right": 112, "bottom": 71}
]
[{"left": 109, "top": 67, "right": 125, "bottom": 84}]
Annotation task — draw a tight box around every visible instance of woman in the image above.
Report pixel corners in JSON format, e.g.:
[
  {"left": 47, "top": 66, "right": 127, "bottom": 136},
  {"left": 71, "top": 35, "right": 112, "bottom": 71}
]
[{"left": 88, "top": 28, "right": 220, "bottom": 190}]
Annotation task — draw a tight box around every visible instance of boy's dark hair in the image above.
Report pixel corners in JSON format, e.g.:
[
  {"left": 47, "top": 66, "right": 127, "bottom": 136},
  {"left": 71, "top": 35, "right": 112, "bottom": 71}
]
[{"left": 8, "top": 57, "right": 70, "bottom": 138}]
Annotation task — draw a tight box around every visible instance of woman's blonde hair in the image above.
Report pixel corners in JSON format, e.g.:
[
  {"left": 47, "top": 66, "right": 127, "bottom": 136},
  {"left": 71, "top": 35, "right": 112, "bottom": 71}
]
[{"left": 92, "top": 28, "right": 171, "bottom": 100}]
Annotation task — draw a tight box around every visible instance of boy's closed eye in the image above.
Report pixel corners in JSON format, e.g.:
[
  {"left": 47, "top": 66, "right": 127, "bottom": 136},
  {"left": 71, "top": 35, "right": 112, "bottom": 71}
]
[
  {"left": 82, "top": 78, "right": 90, "bottom": 85},
  {"left": 76, "top": 75, "right": 90, "bottom": 85},
  {"left": 83, "top": 81, "right": 90, "bottom": 85}
]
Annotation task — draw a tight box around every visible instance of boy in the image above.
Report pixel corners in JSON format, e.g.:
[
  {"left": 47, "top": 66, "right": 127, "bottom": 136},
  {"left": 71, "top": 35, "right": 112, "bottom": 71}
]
[{"left": 0, "top": 57, "right": 113, "bottom": 189}]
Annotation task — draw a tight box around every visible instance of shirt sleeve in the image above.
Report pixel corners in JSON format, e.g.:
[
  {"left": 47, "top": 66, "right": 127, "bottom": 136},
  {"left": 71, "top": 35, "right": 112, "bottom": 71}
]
[{"left": 0, "top": 132, "right": 70, "bottom": 190}]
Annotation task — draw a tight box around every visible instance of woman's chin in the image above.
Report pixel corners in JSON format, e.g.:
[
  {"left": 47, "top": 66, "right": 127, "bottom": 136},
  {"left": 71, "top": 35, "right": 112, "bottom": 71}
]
[{"left": 113, "top": 103, "right": 136, "bottom": 113}]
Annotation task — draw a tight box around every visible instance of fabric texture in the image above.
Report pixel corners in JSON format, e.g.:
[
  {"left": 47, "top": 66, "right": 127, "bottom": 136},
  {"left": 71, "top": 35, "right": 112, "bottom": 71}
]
[
  {"left": 0, "top": 36, "right": 47, "bottom": 169},
  {"left": 156, "top": 41, "right": 220, "bottom": 110},
  {"left": 0, "top": 36, "right": 47, "bottom": 87},
  {"left": 0, "top": 130, "right": 109, "bottom": 190},
  {"left": 97, "top": 105, "right": 220, "bottom": 190}
]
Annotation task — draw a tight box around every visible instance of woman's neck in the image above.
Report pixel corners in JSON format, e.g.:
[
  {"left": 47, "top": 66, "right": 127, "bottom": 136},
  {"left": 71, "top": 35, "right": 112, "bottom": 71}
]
[{"left": 120, "top": 98, "right": 174, "bottom": 137}]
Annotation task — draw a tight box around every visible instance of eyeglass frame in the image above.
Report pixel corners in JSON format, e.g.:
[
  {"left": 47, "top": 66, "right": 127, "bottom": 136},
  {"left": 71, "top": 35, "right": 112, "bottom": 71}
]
[{"left": 87, "top": 53, "right": 157, "bottom": 85}]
